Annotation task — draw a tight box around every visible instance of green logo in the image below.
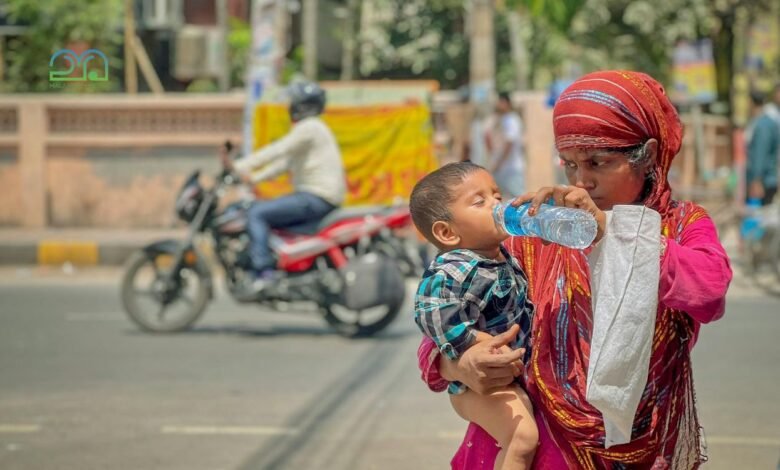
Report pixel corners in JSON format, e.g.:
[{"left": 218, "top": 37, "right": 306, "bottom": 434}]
[{"left": 49, "top": 49, "right": 109, "bottom": 82}]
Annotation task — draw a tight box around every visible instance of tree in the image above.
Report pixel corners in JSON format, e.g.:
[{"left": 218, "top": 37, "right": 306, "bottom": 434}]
[
  {"left": 706, "top": 0, "right": 774, "bottom": 104},
  {"left": 358, "top": 0, "right": 471, "bottom": 88},
  {"left": 502, "top": 0, "right": 585, "bottom": 89},
  {"left": 3, "top": 0, "right": 123, "bottom": 93}
]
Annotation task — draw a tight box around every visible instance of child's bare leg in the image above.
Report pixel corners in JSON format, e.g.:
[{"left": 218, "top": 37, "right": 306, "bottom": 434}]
[{"left": 451, "top": 386, "right": 538, "bottom": 470}]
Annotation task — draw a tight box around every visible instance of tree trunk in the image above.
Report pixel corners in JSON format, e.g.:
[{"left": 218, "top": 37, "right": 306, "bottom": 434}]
[
  {"left": 340, "top": 0, "right": 361, "bottom": 81},
  {"left": 712, "top": 11, "right": 736, "bottom": 110},
  {"left": 507, "top": 10, "right": 527, "bottom": 91},
  {"left": 469, "top": 0, "right": 495, "bottom": 107},
  {"left": 303, "top": 0, "right": 318, "bottom": 80}
]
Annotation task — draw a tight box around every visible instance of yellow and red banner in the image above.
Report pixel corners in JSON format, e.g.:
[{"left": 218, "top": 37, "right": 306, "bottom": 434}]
[{"left": 253, "top": 103, "right": 438, "bottom": 206}]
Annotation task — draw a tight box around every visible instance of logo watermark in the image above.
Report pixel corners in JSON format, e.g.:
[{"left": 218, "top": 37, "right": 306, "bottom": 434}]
[{"left": 49, "top": 49, "right": 109, "bottom": 87}]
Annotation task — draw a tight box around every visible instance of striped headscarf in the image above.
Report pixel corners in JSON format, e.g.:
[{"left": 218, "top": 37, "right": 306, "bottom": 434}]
[{"left": 553, "top": 70, "right": 683, "bottom": 216}]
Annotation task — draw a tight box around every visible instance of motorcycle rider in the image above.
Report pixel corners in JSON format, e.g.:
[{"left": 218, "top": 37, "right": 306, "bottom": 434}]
[{"left": 222, "top": 81, "right": 346, "bottom": 292}]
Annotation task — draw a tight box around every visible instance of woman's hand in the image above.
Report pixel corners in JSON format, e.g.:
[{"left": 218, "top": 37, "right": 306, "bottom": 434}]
[
  {"left": 439, "top": 325, "right": 525, "bottom": 395},
  {"left": 512, "top": 185, "right": 607, "bottom": 244}
]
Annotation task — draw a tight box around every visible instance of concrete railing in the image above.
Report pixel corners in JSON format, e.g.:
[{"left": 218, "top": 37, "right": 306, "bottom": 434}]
[{"left": 0, "top": 94, "right": 244, "bottom": 228}]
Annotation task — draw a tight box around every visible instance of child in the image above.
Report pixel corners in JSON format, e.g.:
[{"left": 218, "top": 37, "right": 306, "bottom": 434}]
[{"left": 410, "top": 162, "right": 538, "bottom": 470}]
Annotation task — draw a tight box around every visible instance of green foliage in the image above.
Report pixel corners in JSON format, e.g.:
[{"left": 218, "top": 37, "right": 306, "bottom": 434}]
[
  {"left": 185, "top": 78, "right": 218, "bottom": 92},
  {"left": 506, "top": 0, "right": 586, "bottom": 32},
  {"left": 2, "top": 0, "right": 123, "bottom": 93},
  {"left": 227, "top": 16, "right": 250, "bottom": 89},
  {"left": 358, "top": 0, "right": 472, "bottom": 88},
  {"left": 281, "top": 45, "right": 305, "bottom": 85}
]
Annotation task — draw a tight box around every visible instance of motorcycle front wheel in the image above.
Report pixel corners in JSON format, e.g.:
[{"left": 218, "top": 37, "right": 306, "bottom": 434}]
[{"left": 120, "top": 250, "right": 210, "bottom": 333}]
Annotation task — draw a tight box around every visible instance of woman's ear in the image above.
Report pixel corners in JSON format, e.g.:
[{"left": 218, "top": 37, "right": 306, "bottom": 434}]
[
  {"left": 431, "top": 220, "right": 460, "bottom": 248},
  {"left": 644, "top": 138, "right": 658, "bottom": 171}
]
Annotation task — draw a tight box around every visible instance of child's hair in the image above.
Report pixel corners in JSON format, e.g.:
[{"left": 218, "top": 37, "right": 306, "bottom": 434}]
[{"left": 409, "top": 161, "right": 484, "bottom": 244}]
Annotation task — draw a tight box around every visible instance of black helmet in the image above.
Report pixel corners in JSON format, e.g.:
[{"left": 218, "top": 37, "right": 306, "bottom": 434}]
[{"left": 288, "top": 81, "right": 326, "bottom": 121}]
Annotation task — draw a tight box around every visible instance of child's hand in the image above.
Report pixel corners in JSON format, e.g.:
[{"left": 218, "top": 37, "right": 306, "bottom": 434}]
[
  {"left": 492, "top": 344, "right": 513, "bottom": 355},
  {"left": 491, "top": 344, "right": 525, "bottom": 377}
]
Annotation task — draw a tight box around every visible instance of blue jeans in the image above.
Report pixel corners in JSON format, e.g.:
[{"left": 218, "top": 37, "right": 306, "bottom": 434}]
[{"left": 247, "top": 192, "right": 336, "bottom": 272}]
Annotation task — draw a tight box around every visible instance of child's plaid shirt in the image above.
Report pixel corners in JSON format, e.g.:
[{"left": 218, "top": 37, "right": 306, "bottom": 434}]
[{"left": 414, "top": 246, "right": 534, "bottom": 394}]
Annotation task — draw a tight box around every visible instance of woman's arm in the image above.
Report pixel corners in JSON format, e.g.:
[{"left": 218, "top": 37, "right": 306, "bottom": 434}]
[
  {"left": 416, "top": 325, "right": 524, "bottom": 395},
  {"left": 659, "top": 216, "right": 732, "bottom": 323}
]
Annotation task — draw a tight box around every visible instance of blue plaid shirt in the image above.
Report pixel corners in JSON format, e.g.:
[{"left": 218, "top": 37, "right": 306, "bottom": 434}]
[{"left": 414, "top": 246, "right": 534, "bottom": 394}]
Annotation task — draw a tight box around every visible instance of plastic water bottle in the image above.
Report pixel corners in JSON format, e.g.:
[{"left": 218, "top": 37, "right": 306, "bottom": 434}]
[
  {"left": 493, "top": 202, "right": 597, "bottom": 249},
  {"left": 740, "top": 198, "right": 764, "bottom": 241}
]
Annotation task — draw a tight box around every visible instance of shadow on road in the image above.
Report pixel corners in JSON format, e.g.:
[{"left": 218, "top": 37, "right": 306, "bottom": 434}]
[{"left": 123, "top": 323, "right": 413, "bottom": 341}]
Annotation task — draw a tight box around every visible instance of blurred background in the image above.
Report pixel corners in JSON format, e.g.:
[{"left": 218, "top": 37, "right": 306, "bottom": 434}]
[{"left": 0, "top": 1, "right": 779, "bottom": 469}]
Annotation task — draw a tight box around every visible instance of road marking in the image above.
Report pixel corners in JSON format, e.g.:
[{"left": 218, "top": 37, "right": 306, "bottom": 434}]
[
  {"left": 161, "top": 426, "right": 298, "bottom": 436},
  {"left": 707, "top": 435, "right": 780, "bottom": 447},
  {"left": 65, "top": 313, "right": 125, "bottom": 322},
  {"left": 0, "top": 424, "right": 41, "bottom": 433}
]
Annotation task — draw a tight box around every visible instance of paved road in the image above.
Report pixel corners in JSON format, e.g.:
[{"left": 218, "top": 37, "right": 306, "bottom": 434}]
[{"left": 0, "top": 267, "right": 778, "bottom": 469}]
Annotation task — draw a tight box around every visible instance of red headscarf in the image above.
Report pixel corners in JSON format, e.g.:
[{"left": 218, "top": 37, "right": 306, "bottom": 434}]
[
  {"left": 509, "top": 71, "right": 706, "bottom": 468},
  {"left": 553, "top": 70, "right": 683, "bottom": 216}
]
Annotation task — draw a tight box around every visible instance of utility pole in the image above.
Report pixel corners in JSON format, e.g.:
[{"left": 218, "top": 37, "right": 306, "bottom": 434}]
[
  {"left": 242, "top": 0, "right": 287, "bottom": 155},
  {"left": 302, "top": 0, "right": 318, "bottom": 80}
]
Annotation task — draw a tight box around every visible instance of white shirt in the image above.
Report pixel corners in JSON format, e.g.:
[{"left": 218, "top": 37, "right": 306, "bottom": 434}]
[
  {"left": 499, "top": 112, "right": 524, "bottom": 173},
  {"left": 486, "top": 112, "right": 525, "bottom": 174},
  {"left": 234, "top": 117, "right": 347, "bottom": 206}
]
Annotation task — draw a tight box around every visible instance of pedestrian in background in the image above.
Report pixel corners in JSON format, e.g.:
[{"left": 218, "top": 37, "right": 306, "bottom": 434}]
[
  {"left": 485, "top": 92, "right": 526, "bottom": 197},
  {"left": 746, "top": 84, "right": 780, "bottom": 205}
]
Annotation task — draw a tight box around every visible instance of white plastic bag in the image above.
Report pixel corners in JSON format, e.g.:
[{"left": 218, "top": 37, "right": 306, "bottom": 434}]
[{"left": 586, "top": 205, "right": 661, "bottom": 448}]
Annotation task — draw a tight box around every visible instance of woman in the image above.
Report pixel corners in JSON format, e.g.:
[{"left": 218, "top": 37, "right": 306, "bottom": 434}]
[{"left": 417, "top": 70, "right": 732, "bottom": 468}]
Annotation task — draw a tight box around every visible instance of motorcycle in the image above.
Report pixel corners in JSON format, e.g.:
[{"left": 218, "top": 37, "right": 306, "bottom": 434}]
[{"left": 120, "top": 145, "right": 411, "bottom": 338}]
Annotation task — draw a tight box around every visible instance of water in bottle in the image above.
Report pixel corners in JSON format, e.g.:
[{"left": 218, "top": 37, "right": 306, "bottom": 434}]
[{"left": 493, "top": 202, "right": 597, "bottom": 249}]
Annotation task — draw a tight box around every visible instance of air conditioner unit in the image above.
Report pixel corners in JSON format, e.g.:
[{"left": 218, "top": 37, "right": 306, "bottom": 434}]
[
  {"left": 172, "top": 26, "right": 224, "bottom": 80},
  {"left": 141, "top": 0, "right": 182, "bottom": 30}
]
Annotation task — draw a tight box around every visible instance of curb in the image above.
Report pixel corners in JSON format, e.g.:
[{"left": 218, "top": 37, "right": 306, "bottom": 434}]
[{"left": 0, "top": 240, "right": 140, "bottom": 266}]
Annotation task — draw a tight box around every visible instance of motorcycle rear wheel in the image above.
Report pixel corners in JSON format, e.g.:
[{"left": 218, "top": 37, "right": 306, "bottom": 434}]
[
  {"left": 120, "top": 251, "right": 210, "bottom": 333},
  {"left": 322, "top": 297, "right": 404, "bottom": 338}
]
